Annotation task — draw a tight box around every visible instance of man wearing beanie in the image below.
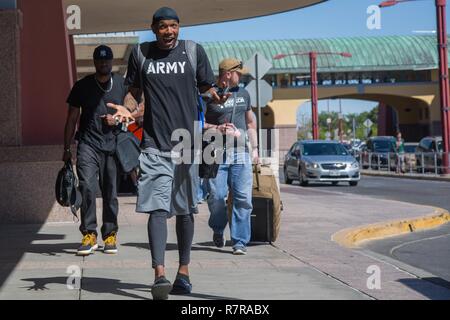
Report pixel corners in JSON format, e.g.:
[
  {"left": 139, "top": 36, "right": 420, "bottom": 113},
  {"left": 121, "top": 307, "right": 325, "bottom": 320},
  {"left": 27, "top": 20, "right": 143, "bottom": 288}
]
[
  {"left": 63, "top": 45, "right": 128, "bottom": 256},
  {"left": 108, "top": 7, "right": 224, "bottom": 300}
]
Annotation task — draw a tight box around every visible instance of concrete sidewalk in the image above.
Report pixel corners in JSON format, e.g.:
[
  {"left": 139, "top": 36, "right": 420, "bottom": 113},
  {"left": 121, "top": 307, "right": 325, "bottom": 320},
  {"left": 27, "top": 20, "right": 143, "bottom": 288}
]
[{"left": 1, "top": 185, "right": 450, "bottom": 300}]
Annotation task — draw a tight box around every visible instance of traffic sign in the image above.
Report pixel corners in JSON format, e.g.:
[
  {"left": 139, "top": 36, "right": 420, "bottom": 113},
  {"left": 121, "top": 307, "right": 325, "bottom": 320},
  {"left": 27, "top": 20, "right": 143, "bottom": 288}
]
[
  {"left": 243, "top": 52, "right": 273, "bottom": 158},
  {"left": 245, "top": 53, "right": 272, "bottom": 79},
  {"left": 246, "top": 79, "right": 273, "bottom": 108},
  {"left": 364, "top": 119, "right": 373, "bottom": 128}
]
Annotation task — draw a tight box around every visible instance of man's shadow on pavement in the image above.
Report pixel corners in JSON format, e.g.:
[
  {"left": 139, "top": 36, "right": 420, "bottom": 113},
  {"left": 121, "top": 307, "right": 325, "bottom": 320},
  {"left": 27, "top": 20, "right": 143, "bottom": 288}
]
[
  {"left": 21, "top": 276, "right": 151, "bottom": 300},
  {"left": 0, "top": 233, "right": 79, "bottom": 257},
  {"left": 21, "top": 277, "right": 239, "bottom": 300},
  {"left": 22, "top": 242, "right": 89, "bottom": 256}
]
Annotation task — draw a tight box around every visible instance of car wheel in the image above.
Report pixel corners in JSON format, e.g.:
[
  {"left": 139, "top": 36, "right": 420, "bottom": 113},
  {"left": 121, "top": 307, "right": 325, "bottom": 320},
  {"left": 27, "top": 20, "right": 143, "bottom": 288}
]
[
  {"left": 284, "top": 167, "right": 292, "bottom": 185},
  {"left": 298, "top": 168, "right": 308, "bottom": 187},
  {"left": 349, "top": 181, "right": 358, "bottom": 187},
  {"left": 332, "top": 181, "right": 339, "bottom": 186}
]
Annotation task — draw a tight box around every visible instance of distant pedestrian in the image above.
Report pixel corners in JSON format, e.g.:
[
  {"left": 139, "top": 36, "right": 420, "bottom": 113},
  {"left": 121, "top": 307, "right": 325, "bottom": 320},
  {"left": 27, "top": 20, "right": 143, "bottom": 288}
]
[{"left": 394, "top": 131, "right": 405, "bottom": 174}]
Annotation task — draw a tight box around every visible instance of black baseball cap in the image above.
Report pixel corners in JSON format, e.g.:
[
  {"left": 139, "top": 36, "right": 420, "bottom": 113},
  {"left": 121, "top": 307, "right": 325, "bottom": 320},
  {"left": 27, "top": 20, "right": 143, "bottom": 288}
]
[
  {"left": 152, "top": 7, "right": 179, "bottom": 25},
  {"left": 93, "top": 45, "right": 114, "bottom": 60}
]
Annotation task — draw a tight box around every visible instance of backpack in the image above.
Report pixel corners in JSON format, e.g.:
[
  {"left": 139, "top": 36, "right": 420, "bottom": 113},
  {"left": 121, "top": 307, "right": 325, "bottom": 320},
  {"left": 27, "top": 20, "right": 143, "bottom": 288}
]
[{"left": 55, "top": 159, "right": 81, "bottom": 218}]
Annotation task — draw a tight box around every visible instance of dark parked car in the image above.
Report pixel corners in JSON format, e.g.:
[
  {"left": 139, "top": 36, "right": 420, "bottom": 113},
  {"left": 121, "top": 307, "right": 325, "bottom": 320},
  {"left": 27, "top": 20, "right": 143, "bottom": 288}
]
[
  {"left": 361, "top": 136, "right": 396, "bottom": 170},
  {"left": 416, "top": 136, "right": 443, "bottom": 173}
]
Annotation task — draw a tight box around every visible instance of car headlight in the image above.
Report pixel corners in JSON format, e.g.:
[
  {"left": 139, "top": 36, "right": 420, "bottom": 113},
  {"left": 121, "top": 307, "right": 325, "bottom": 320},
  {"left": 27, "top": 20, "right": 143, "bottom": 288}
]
[
  {"left": 305, "top": 162, "right": 319, "bottom": 169},
  {"left": 350, "top": 162, "right": 359, "bottom": 169}
]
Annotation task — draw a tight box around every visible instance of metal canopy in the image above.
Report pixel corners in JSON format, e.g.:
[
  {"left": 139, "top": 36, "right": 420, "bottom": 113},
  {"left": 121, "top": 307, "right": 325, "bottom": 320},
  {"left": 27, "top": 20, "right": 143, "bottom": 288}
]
[{"left": 63, "top": 0, "right": 326, "bottom": 34}]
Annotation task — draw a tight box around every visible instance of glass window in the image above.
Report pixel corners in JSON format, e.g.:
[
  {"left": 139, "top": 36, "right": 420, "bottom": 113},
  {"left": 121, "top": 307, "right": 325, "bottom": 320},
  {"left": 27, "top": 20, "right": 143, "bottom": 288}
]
[
  {"left": 288, "top": 144, "right": 296, "bottom": 154},
  {"left": 404, "top": 145, "right": 417, "bottom": 153},
  {"left": 430, "top": 141, "right": 436, "bottom": 152},
  {"left": 302, "top": 143, "right": 349, "bottom": 156},
  {"left": 372, "top": 139, "right": 395, "bottom": 152},
  {"left": 421, "top": 139, "right": 432, "bottom": 150}
]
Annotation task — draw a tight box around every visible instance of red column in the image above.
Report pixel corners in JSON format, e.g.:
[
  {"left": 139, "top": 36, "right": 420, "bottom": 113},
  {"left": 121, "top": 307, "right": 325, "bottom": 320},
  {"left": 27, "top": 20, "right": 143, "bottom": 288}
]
[
  {"left": 310, "top": 52, "right": 319, "bottom": 140},
  {"left": 69, "top": 35, "right": 78, "bottom": 83},
  {"left": 18, "top": 0, "right": 75, "bottom": 145},
  {"left": 436, "top": 0, "right": 450, "bottom": 173}
]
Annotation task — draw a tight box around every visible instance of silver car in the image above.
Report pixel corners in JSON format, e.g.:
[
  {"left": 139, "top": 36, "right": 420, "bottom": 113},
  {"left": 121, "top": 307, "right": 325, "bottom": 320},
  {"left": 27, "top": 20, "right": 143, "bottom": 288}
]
[{"left": 283, "top": 140, "right": 360, "bottom": 186}]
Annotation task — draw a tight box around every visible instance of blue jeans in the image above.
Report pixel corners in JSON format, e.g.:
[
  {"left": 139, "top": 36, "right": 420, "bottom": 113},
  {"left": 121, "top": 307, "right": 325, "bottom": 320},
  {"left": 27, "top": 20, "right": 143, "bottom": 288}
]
[
  {"left": 207, "top": 152, "right": 253, "bottom": 249},
  {"left": 197, "top": 178, "right": 208, "bottom": 202}
]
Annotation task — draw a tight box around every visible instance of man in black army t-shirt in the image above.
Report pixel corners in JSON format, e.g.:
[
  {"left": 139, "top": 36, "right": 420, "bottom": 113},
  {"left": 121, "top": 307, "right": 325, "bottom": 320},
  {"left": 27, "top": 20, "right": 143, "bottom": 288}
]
[
  {"left": 108, "top": 7, "right": 226, "bottom": 300},
  {"left": 63, "top": 45, "right": 127, "bottom": 256}
]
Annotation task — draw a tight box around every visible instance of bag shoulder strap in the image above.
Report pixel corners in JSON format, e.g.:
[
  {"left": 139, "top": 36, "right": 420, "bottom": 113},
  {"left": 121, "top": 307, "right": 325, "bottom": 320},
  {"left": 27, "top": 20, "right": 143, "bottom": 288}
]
[
  {"left": 136, "top": 42, "right": 154, "bottom": 98},
  {"left": 184, "top": 40, "right": 198, "bottom": 87},
  {"left": 185, "top": 40, "right": 205, "bottom": 128},
  {"left": 230, "top": 91, "right": 238, "bottom": 123}
]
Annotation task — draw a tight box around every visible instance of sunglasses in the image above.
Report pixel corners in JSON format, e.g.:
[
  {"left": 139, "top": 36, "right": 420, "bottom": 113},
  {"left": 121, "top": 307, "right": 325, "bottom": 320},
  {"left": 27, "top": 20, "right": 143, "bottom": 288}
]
[{"left": 228, "top": 61, "right": 243, "bottom": 71}]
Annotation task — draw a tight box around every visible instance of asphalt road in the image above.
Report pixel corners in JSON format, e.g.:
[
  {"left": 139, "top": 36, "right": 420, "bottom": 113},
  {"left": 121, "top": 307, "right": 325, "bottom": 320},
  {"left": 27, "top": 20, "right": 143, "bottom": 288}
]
[{"left": 279, "top": 172, "right": 450, "bottom": 285}]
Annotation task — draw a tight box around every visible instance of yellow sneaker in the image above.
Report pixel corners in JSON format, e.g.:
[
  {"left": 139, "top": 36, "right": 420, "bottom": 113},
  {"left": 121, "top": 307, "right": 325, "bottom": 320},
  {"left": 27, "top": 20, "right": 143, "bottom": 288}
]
[
  {"left": 104, "top": 233, "right": 118, "bottom": 254},
  {"left": 77, "top": 233, "right": 98, "bottom": 256}
]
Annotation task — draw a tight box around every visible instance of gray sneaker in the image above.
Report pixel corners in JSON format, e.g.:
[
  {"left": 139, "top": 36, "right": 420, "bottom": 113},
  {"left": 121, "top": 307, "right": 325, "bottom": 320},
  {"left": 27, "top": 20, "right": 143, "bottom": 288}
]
[
  {"left": 233, "top": 247, "right": 247, "bottom": 255},
  {"left": 213, "top": 233, "right": 225, "bottom": 248},
  {"left": 151, "top": 276, "right": 173, "bottom": 300}
]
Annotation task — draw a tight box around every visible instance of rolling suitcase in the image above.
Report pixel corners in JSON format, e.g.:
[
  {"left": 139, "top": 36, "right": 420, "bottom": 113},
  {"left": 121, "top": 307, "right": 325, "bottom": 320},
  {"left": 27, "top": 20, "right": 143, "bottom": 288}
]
[
  {"left": 228, "top": 164, "right": 282, "bottom": 244},
  {"left": 250, "top": 197, "right": 274, "bottom": 242}
]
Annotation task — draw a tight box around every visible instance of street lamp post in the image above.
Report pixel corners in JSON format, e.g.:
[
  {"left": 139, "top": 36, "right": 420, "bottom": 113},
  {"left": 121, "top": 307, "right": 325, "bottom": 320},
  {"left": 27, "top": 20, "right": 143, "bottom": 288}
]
[
  {"left": 274, "top": 51, "right": 352, "bottom": 140},
  {"left": 380, "top": 0, "right": 449, "bottom": 173},
  {"left": 310, "top": 52, "right": 319, "bottom": 139}
]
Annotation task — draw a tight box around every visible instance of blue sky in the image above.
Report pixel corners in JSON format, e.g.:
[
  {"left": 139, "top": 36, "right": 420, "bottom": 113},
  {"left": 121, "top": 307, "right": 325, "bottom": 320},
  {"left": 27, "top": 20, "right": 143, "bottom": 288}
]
[
  {"left": 139, "top": 0, "right": 441, "bottom": 42},
  {"left": 138, "top": 0, "right": 443, "bottom": 117}
]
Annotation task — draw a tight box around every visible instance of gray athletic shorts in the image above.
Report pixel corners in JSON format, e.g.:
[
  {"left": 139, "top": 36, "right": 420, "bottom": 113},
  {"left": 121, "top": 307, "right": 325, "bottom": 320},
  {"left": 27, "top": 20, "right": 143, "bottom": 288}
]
[{"left": 136, "top": 151, "right": 199, "bottom": 216}]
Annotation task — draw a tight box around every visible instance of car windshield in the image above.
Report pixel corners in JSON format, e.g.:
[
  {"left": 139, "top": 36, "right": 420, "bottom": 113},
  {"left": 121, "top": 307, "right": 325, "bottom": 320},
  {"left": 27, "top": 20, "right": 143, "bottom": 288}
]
[
  {"left": 302, "top": 143, "right": 349, "bottom": 156},
  {"left": 372, "top": 140, "right": 394, "bottom": 151}
]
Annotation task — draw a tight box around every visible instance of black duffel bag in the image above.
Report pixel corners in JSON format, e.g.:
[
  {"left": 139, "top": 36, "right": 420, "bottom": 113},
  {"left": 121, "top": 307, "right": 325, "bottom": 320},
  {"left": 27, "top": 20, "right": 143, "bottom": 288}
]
[
  {"left": 55, "top": 159, "right": 81, "bottom": 217},
  {"left": 116, "top": 131, "right": 140, "bottom": 173},
  {"left": 199, "top": 139, "right": 221, "bottom": 179}
]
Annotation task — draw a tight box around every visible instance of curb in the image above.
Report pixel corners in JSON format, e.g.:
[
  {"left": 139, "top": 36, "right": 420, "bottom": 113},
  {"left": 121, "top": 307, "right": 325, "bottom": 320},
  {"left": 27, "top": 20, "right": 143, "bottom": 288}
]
[
  {"left": 362, "top": 171, "right": 450, "bottom": 182},
  {"left": 332, "top": 208, "right": 450, "bottom": 248}
]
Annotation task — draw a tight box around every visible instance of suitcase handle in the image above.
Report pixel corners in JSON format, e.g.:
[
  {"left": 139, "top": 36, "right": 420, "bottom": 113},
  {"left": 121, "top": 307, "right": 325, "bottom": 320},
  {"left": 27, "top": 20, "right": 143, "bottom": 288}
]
[{"left": 253, "top": 164, "right": 261, "bottom": 191}]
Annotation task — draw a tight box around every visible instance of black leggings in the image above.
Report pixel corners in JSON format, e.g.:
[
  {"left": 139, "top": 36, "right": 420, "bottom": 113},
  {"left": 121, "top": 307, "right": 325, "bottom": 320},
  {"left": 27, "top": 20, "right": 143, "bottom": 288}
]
[{"left": 147, "top": 210, "right": 194, "bottom": 268}]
